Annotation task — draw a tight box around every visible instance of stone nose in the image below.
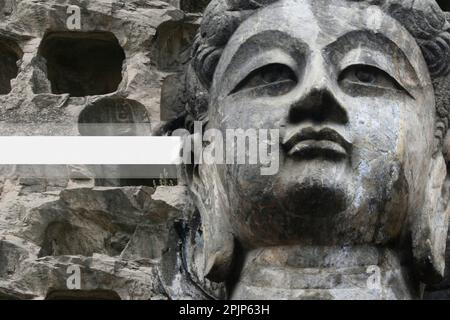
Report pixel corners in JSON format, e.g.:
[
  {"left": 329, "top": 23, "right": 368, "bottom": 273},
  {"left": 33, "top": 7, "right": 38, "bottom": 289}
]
[{"left": 288, "top": 68, "right": 348, "bottom": 125}]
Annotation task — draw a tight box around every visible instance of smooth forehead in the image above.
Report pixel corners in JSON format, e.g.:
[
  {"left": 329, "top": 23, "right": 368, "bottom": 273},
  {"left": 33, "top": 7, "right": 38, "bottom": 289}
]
[{"left": 213, "top": 0, "right": 431, "bottom": 87}]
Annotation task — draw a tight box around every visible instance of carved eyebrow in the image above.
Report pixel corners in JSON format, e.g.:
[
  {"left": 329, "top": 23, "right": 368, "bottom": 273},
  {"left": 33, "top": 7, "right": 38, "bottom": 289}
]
[
  {"left": 325, "top": 30, "right": 422, "bottom": 92},
  {"left": 216, "top": 30, "right": 309, "bottom": 98}
]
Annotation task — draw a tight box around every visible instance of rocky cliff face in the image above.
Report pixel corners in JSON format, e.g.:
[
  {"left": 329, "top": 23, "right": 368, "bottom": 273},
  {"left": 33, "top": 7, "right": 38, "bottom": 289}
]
[{"left": 0, "top": 0, "right": 205, "bottom": 300}]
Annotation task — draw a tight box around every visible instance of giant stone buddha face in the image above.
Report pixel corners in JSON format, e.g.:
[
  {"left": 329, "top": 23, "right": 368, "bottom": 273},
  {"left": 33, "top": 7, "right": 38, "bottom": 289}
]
[{"left": 203, "top": 0, "right": 436, "bottom": 248}]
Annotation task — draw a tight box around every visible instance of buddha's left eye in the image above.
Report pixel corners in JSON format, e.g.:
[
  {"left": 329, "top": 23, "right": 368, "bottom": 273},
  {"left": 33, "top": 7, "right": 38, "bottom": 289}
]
[
  {"left": 231, "top": 63, "right": 297, "bottom": 96},
  {"left": 339, "top": 64, "right": 405, "bottom": 92}
]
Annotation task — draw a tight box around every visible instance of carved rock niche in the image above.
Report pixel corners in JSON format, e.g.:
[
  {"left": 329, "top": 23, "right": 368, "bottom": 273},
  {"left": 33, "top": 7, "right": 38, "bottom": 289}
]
[
  {"left": 151, "top": 21, "right": 198, "bottom": 72},
  {"left": 78, "top": 98, "right": 159, "bottom": 187},
  {"left": 78, "top": 98, "right": 150, "bottom": 136},
  {"left": 180, "top": 0, "right": 210, "bottom": 13},
  {"left": 0, "top": 38, "right": 21, "bottom": 95},
  {"left": 39, "top": 32, "right": 125, "bottom": 97}
]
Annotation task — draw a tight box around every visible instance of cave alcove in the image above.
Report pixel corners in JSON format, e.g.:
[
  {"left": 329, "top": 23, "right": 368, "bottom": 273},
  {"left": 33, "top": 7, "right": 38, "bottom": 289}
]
[
  {"left": 180, "top": 0, "right": 210, "bottom": 12},
  {"left": 151, "top": 21, "right": 198, "bottom": 72},
  {"left": 78, "top": 98, "right": 166, "bottom": 187},
  {"left": 78, "top": 98, "right": 151, "bottom": 137},
  {"left": 0, "top": 39, "right": 22, "bottom": 95},
  {"left": 39, "top": 32, "right": 125, "bottom": 97}
]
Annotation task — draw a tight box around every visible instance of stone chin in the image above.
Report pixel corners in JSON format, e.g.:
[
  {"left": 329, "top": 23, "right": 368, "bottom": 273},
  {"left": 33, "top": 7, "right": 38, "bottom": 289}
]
[
  {"left": 219, "top": 167, "right": 351, "bottom": 247},
  {"left": 219, "top": 155, "right": 409, "bottom": 247},
  {"left": 277, "top": 158, "right": 351, "bottom": 217},
  {"left": 282, "top": 176, "right": 349, "bottom": 218}
]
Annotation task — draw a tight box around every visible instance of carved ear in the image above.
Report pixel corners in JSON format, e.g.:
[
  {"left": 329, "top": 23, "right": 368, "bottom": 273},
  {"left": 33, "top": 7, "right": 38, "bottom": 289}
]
[
  {"left": 186, "top": 159, "right": 235, "bottom": 283},
  {"left": 412, "top": 151, "right": 450, "bottom": 284}
]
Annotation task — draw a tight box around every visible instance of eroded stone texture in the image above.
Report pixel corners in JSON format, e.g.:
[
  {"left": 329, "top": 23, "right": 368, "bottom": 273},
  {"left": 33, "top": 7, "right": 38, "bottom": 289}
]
[
  {"left": 0, "top": 0, "right": 16, "bottom": 20},
  {"left": 0, "top": 183, "right": 192, "bottom": 299},
  {"left": 0, "top": 0, "right": 199, "bottom": 300},
  {"left": 0, "top": 0, "right": 201, "bottom": 134}
]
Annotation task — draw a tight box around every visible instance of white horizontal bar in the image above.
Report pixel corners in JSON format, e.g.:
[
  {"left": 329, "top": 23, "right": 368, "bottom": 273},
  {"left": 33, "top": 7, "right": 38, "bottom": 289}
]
[{"left": 0, "top": 137, "right": 182, "bottom": 165}]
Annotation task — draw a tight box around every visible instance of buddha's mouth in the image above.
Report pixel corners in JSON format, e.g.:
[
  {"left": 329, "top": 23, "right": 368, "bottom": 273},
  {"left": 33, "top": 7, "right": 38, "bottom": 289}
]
[{"left": 282, "top": 127, "right": 352, "bottom": 160}]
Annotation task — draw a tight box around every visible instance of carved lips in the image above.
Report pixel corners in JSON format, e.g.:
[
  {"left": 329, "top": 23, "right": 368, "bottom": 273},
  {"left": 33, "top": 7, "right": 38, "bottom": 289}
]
[{"left": 283, "top": 127, "right": 352, "bottom": 160}]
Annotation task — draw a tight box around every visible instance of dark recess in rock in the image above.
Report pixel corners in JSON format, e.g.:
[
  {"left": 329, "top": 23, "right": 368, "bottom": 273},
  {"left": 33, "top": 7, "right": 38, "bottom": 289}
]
[
  {"left": 438, "top": 0, "right": 450, "bottom": 11},
  {"left": 0, "top": 39, "right": 21, "bottom": 95},
  {"left": 180, "top": 0, "right": 210, "bottom": 13},
  {"left": 151, "top": 21, "right": 198, "bottom": 72},
  {"left": 39, "top": 32, "right": 125, "bottom": 97}
]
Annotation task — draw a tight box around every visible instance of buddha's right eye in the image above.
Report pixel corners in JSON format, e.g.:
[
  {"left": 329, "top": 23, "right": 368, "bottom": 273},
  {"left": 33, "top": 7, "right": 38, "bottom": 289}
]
[{"left": 230, "top": 63, "right": 297, "bottom": 96}]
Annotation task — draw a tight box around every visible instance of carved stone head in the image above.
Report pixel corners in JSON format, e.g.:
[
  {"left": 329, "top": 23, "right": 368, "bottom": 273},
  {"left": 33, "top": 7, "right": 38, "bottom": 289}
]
[{"left": 180, "top": 0, "right": 450, "bottom": 290}]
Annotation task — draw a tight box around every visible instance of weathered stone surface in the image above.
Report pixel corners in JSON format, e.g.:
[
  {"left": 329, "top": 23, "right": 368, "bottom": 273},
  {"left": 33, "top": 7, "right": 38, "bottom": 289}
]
[
  {"left": 173, "top": 0, "right": 450, "bottom": 300},
  {"left": 0, "top": 0, "right": 199, "bottom": 300},
  {"left": 1, "top": 0, "right": 450, "bottom": 301},
  {"left": 0, "top": 0, "right": 201, "bottom": 135},
  {"left": 0, "top": 184, "right": 190, "bottom": 299}
]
